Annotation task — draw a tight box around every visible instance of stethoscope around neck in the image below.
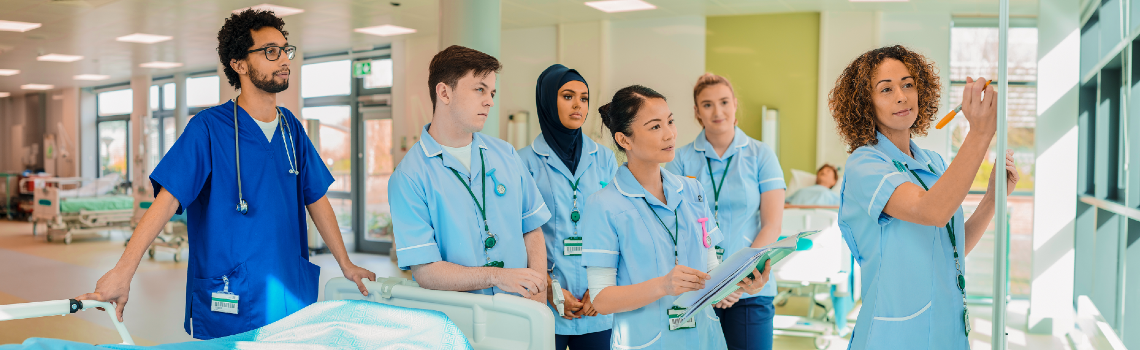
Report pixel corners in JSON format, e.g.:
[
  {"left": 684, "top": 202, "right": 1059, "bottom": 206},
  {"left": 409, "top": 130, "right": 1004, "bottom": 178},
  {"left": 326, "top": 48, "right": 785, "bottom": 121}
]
[{"left": 233, "top": 97, "right": 299, "bottom": 215}]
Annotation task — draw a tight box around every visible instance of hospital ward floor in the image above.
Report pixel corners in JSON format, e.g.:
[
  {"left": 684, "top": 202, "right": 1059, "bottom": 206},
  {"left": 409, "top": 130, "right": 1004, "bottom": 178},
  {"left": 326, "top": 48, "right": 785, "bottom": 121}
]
[{"left": 0, "top": 220, "right": 1070, "bottom": 349}]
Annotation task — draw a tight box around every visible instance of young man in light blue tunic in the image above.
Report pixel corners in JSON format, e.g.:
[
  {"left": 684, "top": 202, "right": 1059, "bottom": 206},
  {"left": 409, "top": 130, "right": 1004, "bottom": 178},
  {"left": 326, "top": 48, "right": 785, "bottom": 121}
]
[{"left": 389, "top": 46, "right": 552, "bottom": 304}]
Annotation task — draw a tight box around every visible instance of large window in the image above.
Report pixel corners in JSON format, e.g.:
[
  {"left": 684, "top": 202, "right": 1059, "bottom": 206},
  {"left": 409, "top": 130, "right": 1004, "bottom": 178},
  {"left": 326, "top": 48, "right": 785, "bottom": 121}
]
[
  {"left": 302, "top": 60, "right": 351, "bottom": 98},
  {"left": 948, "top": 25, "right": 1037, "bottom": 299},
  {"left": 187, "top": 75, "right": 220, "bottom": 107},
  {"left": 96, "top": 88, "right": 132, "bottom": 180}
]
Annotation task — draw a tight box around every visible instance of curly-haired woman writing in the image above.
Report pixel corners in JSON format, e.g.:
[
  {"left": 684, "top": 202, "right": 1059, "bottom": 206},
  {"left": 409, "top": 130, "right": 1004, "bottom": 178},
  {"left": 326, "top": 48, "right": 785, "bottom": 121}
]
[{"left": 830, "top": 45, "right": 1019, "bottom": 349}]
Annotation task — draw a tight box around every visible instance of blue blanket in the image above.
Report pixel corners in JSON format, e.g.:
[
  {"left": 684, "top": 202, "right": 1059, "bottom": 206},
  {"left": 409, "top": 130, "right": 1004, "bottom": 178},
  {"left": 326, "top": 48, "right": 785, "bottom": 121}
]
[{"left": 2, "top": 300, "right": 472, "bottom": 350}]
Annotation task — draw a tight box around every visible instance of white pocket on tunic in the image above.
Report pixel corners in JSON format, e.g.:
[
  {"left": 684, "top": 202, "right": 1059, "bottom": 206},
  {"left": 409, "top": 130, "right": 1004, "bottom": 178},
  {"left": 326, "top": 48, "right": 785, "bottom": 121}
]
[{"left": 866, "top": 300, "right": 932, "bottom": 348}]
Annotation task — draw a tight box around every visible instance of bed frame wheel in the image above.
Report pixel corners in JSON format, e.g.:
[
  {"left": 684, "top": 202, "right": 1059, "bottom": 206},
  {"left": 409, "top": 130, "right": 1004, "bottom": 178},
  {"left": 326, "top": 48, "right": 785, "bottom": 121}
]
[
  {"left": 148, "top": 248, "right": 155, "bottom": 259},
  {"left": 173, "top": 252, "right": 181, "bottom": 262},
  {"left": 45, "top": 233, "right": 52, "bottom": 242},
  {"left": 64, "top": 235, "right": 72, "bottom": 245}
]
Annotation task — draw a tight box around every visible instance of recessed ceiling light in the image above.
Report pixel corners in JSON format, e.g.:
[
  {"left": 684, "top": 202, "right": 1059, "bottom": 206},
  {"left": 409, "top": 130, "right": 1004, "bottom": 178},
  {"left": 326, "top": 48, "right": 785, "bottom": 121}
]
[
  {"left": 74, "top": 74, "right": 110, "bottom": 81},
  {"left": 354, "top": 25, "right": 417, "bottom": 37},
  {"left": 0, "top": 69, "right": 19, "bottom": 76},
  {"left": 584, "top": 0, "right": 656, "bottom": 13},
  {"left": 21, "top": 84, "right": 54, "bottom": 90},
  {"left": 0, "top": 20, "right": 42, "bottom": 32},
  {"left": 139, "top": 61, "right": 183, "bottom": 69},
  {"left": 0, "top": 92, "right": 10, "bottom": 98},
  {"left": 849, "top": 0, "right": 908, "bottom": 2},
  {"left": 233, "top": 4, "right": 305, "bottom": 17},
  {"left": 37, "top": 54, "right": 84, "bottom": 62},
  {"left": 116, "top": 33, "right": 173, "bottom": 44}
]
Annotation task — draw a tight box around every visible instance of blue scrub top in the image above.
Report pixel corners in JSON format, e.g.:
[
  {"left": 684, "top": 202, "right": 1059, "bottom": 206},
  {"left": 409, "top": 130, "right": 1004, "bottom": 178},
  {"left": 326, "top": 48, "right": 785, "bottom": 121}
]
[
  {"left": 519, "top": 133, "right": 617, "bottom": 336},
  {"left": 150, "top": 100, "right": 334, "bottom": 340},
  {"left": 839, "top": 132, "right": 968, "bottom": 350},
  {"left": 580, "top": 166, "right": 727, "bottom": 350},
  {"left": 389, "top": 125, "right": 551, "bottom": 296},
  {"left": 786, "top": 185, "right": 841, "bottom": 206},
  {"left": 664, "top": 127, "right": 786, "bottom": 298}
]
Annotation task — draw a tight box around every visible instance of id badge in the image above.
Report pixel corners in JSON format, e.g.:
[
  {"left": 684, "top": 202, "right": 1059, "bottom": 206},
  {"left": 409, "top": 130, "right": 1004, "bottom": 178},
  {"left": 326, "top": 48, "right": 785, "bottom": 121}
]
[
  {"left": 715, "top": 245, "right": 725, "bottom": 262},
  {"left": 667, "top": 306, "right": 695, "bottom": 330},
  {"left": 211, "top": 292, "right": 239, "bottom": 314},
  {"left": 564, "top": 237, "right": 583, "bottom": 256}
]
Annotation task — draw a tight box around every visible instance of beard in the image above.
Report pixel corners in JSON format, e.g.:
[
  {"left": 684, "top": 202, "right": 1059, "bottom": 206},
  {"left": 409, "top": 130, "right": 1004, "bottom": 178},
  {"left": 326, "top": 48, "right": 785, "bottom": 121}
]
[{"left": 249, "top": 66, "right": 289, "bottom": 93}]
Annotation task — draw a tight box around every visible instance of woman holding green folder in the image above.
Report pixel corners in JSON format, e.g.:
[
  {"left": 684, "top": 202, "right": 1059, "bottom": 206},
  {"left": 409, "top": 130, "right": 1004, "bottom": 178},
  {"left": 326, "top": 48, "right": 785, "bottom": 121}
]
[
  {"left": 579, "top": 85, "right": 765, "bottom": 350},
  {"left": 665, "top": 73, "right": 784, "bottom": 350},
  {"left": 831, "top": 45, "right": 1019, "bottom": 349}
]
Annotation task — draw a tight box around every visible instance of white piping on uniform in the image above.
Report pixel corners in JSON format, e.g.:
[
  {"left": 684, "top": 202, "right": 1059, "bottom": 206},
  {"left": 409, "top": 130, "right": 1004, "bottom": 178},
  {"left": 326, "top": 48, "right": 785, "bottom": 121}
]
[
  {"left": 872, "top": 301, "right": 931, "bottom": 322},
  {"left": 396, "top": 242, "right": 437, "bottom": 252},
  {"left": 521, "top": 203, "right": 547, "bottom": 220},
  {"left": 612, "top": 332, "right": 662, "bottom": 349},
  {"left": 868, "top": 172, "right": 905, "bottom": 216},
  {"left": 582, "top": 249, "right": 619, "bottom": 255}
]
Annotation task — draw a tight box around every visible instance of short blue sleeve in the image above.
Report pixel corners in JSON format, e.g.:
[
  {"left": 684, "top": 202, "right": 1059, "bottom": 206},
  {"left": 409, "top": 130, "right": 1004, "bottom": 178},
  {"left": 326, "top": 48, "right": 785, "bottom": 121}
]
[
  {"left": 291, "top": 115, "right": 335, "bottom": 205},
  {"left": 580, "top": 194, "right": 620, "bottom": 268},
  {"left": 150, "top": 117, "right": 211, "bottom": 215},
  {"left": 755, "top": 143, "right": 786, "bottom": 193},
  {"left": 516, "top": 151, "right": 551, "bottom": 233},
  {"left": 844, "top": 148, "right": 910, "bottom": 225},
  {"left": 389, "top": 170, "right": 442, "bottom": 269}
]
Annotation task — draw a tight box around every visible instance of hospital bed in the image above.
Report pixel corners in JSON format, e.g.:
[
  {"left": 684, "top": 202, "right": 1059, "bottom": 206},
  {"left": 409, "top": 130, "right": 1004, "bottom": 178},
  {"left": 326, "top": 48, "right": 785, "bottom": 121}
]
[
  {"left": 24, "top": 175, "right": 135, "bottom": 244},
  {"left": 0, "top": 277, "right": 553, "bottom": 349},
  {"left": 771, "top": 207, "right": 858, "bottom": 350}
]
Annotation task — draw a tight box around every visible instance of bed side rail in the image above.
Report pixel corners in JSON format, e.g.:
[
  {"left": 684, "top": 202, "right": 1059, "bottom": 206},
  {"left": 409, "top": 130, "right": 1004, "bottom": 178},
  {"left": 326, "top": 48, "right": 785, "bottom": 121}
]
[
  {"left": 325, "top": 277, "right": 555, "bottom": 350},
  {"left": 0, "top": 299, "right": 134, "bottom": 345}
]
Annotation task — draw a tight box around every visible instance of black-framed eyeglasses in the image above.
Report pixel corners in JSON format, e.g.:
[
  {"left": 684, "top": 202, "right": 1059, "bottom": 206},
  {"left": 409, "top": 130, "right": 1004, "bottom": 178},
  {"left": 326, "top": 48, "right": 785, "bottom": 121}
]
[{"left": 248, "top": 45, "right": 297, "bottom": 61}]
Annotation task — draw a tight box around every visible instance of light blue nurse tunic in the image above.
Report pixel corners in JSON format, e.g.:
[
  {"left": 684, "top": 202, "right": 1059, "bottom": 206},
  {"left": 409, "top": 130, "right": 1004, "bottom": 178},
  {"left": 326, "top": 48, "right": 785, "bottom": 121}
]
[
  {"left": 150, "top": 100, "right": 334, "bottom": 339},
  {"left": 519, "top": 133, "right": 617, "bottom": 336},
  {"left": 389, "top": 125, "right": 552, "bottom": 296},
  {"left": 839, "top": 131, "right": 969, "bottom": 350},
  {"left": 664, "top": 127, "right": 786, "bottom": 299},
  {"left": 580, "top": 166, "right": 727, "bottom": 350}
]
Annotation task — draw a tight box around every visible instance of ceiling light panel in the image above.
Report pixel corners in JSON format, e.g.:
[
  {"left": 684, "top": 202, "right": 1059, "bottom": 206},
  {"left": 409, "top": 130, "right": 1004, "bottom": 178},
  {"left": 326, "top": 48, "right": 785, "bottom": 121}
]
[
  {"left": 21, "top": 84, "right": 54, "bottom": 90},
  {"left": 354, "top": 25, "right": 417, "bottom": 37},
  {"left": 0, "top": 20, "right": 42, "bottom": 32},
  {"left": 37, "top": 54, "right": 84, "bottom": 62},
  {"left": 74, "top": 74, "right": 110, "bottom": 81},
  {"left": 584, "top": 0, "right": 657, "bottom": 13},
  {"left": 139, "top": 61, "right": 183, "bottom": 69},
  {"left": 116, "top": 33, "right": 173, "bottom": 44}
]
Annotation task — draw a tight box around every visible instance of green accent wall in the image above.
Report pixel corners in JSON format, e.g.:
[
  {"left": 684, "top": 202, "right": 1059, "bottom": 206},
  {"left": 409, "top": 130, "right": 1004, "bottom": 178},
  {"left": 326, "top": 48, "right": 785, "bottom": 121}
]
[{"left": 706, "top": 12, "right": 819, "bottom": 180}]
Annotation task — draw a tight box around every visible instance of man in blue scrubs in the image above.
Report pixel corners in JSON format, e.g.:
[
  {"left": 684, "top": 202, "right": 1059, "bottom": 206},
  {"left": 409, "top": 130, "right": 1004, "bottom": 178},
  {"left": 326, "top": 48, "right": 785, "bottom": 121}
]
[
  {"left": 388, "top": 45, "right": 551, "bottom": 304},
  {"left": 77, "top": 9, "right": 376, "bottom": 339}
]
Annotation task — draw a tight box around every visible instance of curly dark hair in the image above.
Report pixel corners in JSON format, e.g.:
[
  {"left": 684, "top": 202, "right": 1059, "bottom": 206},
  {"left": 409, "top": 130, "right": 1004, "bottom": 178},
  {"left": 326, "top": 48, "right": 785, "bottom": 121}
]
[
  {"left": 217, "top": 9, "right": 288, "bottom": 90},
  {"left": 828, "top": 45, "right": 940, "bottom": 153}
]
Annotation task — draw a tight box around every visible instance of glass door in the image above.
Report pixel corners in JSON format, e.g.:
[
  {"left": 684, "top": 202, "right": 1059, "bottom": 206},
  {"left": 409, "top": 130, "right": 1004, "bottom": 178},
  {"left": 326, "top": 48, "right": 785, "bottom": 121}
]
[{"left": 356, "top": 105, "right": 394, "bottom": 254}]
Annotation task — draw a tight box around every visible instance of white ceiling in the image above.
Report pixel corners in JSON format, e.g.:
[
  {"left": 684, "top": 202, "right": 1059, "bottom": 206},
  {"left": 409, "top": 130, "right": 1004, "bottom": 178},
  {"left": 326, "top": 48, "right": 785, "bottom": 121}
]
[{"left": 0, "top": 0, "right": 1038, "bottom": 95}]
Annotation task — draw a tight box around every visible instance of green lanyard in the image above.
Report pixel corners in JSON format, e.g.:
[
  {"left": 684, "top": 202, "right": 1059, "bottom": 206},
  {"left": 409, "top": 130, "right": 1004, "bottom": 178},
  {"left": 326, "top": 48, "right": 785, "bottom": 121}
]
[
  {"left": 444, "top": 148, "right": 501, "bottom": 267},
  {"left": 894, "top": 160, "right": 971, "bottom": 336},
  {"left": 568, "top": 177, "right": 582, "bottom": 235},
  {"left": 641, "top": 198, "right": 679, "bottom": 265},
  {"left": 705, "top": 155, "right": 734, "bottom": 227}
]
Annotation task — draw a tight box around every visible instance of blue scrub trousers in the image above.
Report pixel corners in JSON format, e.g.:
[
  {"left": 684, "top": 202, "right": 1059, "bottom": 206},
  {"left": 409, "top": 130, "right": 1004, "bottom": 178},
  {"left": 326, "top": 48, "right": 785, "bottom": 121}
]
[
  {"left": 555, "top": 329, "right": 611, "bottom": 350},
  {"left": 714, "top": 296, "right": 775, "bottom": 350}
]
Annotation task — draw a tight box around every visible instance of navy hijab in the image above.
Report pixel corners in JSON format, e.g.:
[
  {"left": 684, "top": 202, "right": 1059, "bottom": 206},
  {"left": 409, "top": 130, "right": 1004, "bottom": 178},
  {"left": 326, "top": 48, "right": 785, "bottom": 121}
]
[{"left": 536, "top": 64, "right": 588, "bottom": 174}]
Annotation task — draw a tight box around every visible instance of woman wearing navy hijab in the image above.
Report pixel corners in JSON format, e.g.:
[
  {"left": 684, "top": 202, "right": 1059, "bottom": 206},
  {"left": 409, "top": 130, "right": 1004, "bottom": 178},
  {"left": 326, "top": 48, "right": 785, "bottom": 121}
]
[{"left": 519, "top": 64, "right": 618, "bottom": 349}]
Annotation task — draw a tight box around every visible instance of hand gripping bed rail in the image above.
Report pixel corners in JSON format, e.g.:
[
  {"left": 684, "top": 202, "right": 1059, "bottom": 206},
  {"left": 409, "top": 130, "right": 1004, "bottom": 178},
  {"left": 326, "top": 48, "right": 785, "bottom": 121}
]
[
  {"left": 0, "top": 299, "right": 135, "bottom": 345},
  {"left": 326, "top": 277, "right": 555, "bottom": 350}
]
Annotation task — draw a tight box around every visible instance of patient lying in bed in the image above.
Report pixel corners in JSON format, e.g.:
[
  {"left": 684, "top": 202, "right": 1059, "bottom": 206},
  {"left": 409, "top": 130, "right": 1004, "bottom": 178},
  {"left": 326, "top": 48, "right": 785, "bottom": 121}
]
[{"left": 1, "top": 300, "right": 473, "bottom": 350}]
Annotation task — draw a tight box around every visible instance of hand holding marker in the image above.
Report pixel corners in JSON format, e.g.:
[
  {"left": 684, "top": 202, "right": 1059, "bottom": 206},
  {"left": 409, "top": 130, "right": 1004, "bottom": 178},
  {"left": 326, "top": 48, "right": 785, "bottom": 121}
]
[{"left": 936, "top": 79, "right": 993, "bottom": 129}]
